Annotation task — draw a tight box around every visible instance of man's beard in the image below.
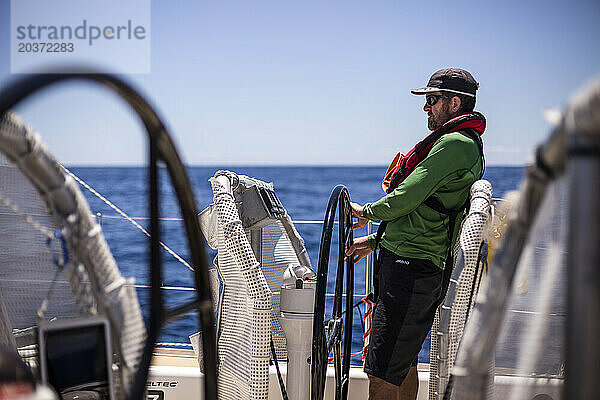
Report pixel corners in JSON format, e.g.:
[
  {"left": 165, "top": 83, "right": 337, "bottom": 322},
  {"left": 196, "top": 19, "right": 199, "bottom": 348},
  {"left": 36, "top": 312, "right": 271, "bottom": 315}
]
[{"left": 427, "top": 103, "right": 453, "bottom": 131}]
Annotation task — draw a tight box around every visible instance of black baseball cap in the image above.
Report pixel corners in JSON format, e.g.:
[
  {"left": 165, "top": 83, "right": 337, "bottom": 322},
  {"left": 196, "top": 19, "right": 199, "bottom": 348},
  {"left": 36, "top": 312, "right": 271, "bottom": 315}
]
[{"left": 411, "top": 68, "right": 479, "bottom": 97}]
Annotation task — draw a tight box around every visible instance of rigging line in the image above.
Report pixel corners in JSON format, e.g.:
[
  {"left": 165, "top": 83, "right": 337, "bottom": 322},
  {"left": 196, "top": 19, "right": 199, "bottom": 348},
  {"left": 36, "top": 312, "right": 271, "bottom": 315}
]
[
  {"left": 97, "top": 214, "right": 183, "bottom": 221},
  {"left": 62, "top": 166, "right": 194, "bottom": 272}
]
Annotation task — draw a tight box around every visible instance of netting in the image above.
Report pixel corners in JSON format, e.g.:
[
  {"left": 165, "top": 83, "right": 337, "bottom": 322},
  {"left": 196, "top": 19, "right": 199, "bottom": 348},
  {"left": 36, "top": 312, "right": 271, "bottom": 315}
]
[
  {"left": 0, "top": 112, "right": 146, "bottom": 397},
  {"left": 428, "top": 180, "right": 493, "bottom": 400},
  {"left": 209, "top": 173, "right": 272, "bottom": 400},
  {"left": 261, "top": 220, "right": 304, "bottom": 359},
  {"left": 0, "top": 148, "right": 83, "bottom": 345},
  {"left": 202, "top": 172, "right": 310, "bottom": 399}
]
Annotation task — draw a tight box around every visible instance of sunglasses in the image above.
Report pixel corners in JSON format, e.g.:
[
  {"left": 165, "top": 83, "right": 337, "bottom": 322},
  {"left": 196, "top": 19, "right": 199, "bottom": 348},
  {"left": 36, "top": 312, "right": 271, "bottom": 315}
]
[{"left": 425, "top": 94, "right": 446, "bottom": 106}]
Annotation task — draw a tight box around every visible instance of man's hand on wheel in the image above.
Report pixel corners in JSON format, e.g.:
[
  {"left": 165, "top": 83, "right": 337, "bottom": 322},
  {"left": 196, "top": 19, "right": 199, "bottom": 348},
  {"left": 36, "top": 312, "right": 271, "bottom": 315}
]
[
  {"left": 350, "top": 202, "right": 368, "bottom": 229},
  {"left": 345, "top": 236, "right": 373, "bottom": 263}
]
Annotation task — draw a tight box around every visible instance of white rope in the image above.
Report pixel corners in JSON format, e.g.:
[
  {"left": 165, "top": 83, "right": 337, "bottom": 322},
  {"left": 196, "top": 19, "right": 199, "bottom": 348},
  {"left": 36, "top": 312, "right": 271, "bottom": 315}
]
[{"left": 61, "top": 166, "right": 194, "bottom": 272}]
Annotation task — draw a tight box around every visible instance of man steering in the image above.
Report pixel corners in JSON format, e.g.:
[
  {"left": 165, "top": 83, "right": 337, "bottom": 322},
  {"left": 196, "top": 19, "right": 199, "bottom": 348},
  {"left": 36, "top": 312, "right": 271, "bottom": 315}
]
[{"left": 346, "top": 68, "right": 485, "bottom": 400}]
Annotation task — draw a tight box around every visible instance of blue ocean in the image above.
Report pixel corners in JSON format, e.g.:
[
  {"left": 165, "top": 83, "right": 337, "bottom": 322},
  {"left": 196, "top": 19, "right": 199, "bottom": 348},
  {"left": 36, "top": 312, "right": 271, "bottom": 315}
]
[{"left": 70, "top": 165, "right": 524, "bottom": 365}]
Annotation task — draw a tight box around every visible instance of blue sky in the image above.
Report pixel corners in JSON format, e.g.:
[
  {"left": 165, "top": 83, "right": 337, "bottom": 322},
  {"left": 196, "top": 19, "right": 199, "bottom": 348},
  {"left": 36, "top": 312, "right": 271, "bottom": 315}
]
[{"left": 1, "top": 0, "right": 599, "bottom": 166}]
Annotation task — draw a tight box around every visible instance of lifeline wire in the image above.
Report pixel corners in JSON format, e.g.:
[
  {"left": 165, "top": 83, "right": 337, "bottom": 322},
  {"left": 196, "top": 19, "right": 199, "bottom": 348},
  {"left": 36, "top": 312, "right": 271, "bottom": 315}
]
[{"left": 62, "top": 166, "right": 194, "bottom": 272}]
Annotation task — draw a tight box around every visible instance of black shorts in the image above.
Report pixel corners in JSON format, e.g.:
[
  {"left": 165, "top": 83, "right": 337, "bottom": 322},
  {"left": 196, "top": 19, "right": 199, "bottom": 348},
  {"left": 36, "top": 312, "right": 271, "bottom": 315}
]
[{"left": 364, "top": 248, "right": 443, "bottom": 386}]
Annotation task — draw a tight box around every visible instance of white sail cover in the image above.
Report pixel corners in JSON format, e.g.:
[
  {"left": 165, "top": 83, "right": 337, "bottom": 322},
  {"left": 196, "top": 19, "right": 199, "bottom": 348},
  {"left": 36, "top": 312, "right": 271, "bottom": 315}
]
[
  {"left": 209, "top": 173, "right": 272, "bottom": 400},
  {"left": 203, "top": 171, "right": 311, "bottom": 399}
]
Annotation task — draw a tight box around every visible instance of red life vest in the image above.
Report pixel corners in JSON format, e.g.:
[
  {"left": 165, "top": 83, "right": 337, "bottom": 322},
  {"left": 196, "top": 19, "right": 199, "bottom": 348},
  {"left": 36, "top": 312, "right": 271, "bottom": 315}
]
[{"left": 382, "top": 111, "right": 486, "bottom": 193}]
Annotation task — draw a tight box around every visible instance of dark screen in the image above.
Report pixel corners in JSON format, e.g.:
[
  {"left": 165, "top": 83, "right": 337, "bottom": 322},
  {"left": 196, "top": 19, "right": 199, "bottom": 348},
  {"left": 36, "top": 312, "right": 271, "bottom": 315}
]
[{"left": 43, "top": 323, "right": 109, "bottom": 393}]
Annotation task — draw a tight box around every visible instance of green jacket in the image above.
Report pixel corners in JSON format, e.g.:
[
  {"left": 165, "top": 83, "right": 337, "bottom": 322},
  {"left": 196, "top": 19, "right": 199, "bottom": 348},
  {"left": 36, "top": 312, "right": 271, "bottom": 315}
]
[{"left": 363, "top": 131, "right": 484, "bottom": 269}]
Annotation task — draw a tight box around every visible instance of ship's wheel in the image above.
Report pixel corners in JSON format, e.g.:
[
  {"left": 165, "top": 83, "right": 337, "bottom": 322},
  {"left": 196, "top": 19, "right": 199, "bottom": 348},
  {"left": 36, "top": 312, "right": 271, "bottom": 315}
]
[{"left": 311, "top": 185, "right": 355, "bottom": 400}]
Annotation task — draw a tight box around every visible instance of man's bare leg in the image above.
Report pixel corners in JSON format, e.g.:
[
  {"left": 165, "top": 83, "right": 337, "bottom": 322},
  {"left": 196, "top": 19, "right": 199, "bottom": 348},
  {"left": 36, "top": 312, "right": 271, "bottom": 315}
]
[
  {"left": 398, "top": 366, "right": 418, "bottom": 400},
  {"left": 367, "top": 374, "right": 399, "bottom": 400}
]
